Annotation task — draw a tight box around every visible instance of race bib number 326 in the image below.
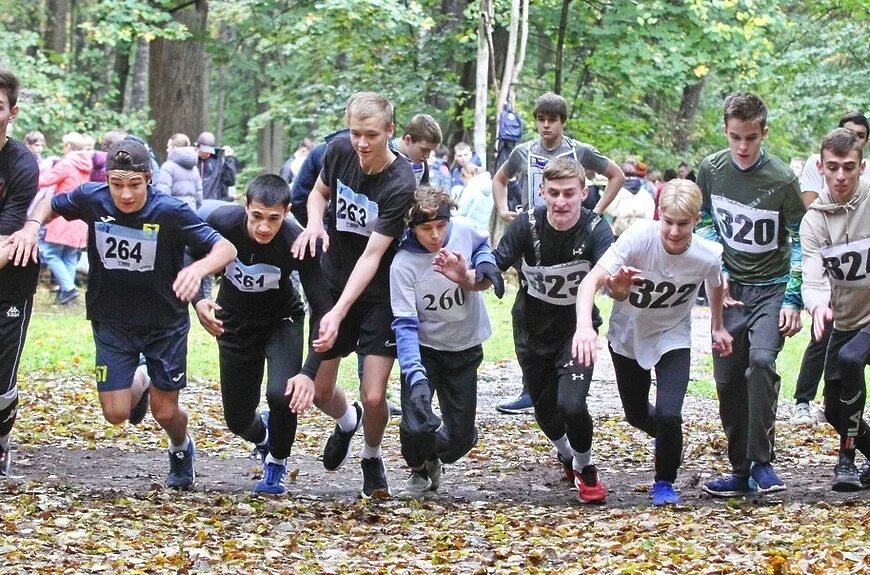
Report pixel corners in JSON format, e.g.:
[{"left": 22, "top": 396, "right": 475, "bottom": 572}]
[
  {"left": 94, "top": 222, "right": 158, "bottom": 271},
  {"left": 710, "top": 195, "right": 779, "bottom": 254},
  {"left": 821, "top": 236, "right": 870, "bottom": 288}
]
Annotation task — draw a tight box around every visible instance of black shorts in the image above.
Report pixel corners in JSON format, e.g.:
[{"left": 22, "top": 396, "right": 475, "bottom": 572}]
[
  {"left": 320, "top": 295, "right": 396, "bottom": 360},
  {"left": 92, "top": 320, "right": 189, "bottom": 392}
]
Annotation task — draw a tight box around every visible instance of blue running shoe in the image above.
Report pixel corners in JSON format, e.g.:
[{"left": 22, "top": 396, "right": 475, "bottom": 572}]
[
  {"left": 650, "top": 480, "right": 680, "bottom": 506},
  {"left": 166, "top": 437, "right": 196, "bottom": 490},
  {"left": 251, "top": 411, "right": 270, "bottom": 463},
  {"left": 749, "top": 462, "right": 786, "bottom": 493},
  {"left": 496, "top": 391, "right": 534, "bottom": 415},
  {"left": 254, "top": 460, "right": 287, "bottom": 495},
  {"left": 701, "top": 475, "right": 753, "bottom": 497}
]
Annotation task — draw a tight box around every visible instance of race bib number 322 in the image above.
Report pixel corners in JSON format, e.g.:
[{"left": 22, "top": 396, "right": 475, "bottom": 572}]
[
  {"left": 94, "top": 222, "right": 158, "bottom": 271},
  {"left": 711, "top": 195, "right": 779, "bottom": 254}
]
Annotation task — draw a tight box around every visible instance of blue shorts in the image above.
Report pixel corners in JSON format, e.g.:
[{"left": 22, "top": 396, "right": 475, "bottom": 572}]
[{"left": 92, "top": 320, "right": 189, "bottom": 392}]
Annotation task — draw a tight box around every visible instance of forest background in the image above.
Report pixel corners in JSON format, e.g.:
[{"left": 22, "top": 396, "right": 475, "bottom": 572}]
[{"left": 2, "top": 0, "right": 869, "bottom": 180}]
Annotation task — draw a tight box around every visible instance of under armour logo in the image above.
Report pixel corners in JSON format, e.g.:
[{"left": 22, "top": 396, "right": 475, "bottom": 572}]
[
  {"left": 172, "top": 372, "right": 185, "bottom": 382},
  {"left": 571, "top": 373, "right": 585, "bottom": 381},
  {"left": 573, "top": 248, "right": 583, "bottom": 256},
  {"left": 100, "top": 216, "right": 116, "bottom": 223},
  {"left": 6, "top": 306, "right": 20, "bottom": 318},
  {"left": 563, "top": 360, "right": 574, "bottom": 368}
]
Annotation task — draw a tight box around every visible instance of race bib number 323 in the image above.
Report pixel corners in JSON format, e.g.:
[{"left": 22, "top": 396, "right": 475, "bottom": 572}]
[{"left": 94, "top": 222, "right": 158, "bottom": 271}]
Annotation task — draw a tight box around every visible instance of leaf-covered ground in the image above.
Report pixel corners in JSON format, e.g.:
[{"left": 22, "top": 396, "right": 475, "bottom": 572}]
[{"left": 3, "top": 314, "right": 869, "bottom": 573}]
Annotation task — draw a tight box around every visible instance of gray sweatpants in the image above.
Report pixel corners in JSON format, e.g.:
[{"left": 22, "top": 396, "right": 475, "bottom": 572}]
[{"left": 713, "top": 282, "right": 786, "bottom": 478}]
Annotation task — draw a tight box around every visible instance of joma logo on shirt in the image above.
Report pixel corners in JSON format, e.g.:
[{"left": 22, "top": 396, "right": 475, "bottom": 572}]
[{"left": 143, "top": 223, "right": 160, "bottom": 232}]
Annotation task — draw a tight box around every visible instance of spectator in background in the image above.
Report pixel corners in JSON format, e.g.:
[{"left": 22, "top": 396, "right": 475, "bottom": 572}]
[
  {"left": 455, "top": 163, "right": 493, "bottom": 234},
  {"left": 604, "top": 161, "right": 655, "bottom": 237},
  {"left": 790, "top": 156, "right": 804, "bottom": 178},
  {"left": 430, "top": 144, "right": 452, "bottom": 195},
  {"left": 157, "top": 133, "right": 203, "bottom": 210},
  {"left": 280, "top": 137, "right": 315, "bottom": 184},
  {"left": 24, "top": 130, "right": 53, "bottom": 172},
  {"left": 655, "top": 168, "right": 678, "bottom": 220},
  {"left": 90, "top": 130, "right": 127, "bottom": 183},
  {"left": 450, "top": 142, "right": 481, "bottom": 190},
  {"left": 197, "top": 131, "right": 239, "bottom": 202},
  {"left": 677, "top": 161, "right": 695, "bottom": 182},
  {"left": 37, "top": 131, "right": 92, "bottom": 305}
]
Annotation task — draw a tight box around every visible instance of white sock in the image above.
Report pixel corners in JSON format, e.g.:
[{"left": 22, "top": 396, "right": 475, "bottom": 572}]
[
  {"left": 573, "top": 448, "right": 592, "bottom": 472},
  {"left": 336, "top": 403, "right": 359, "bottom": 432},
  {"left": 360, "top": 443, "right": 381, "bottom": 459},
  {"left": 169, "top": 435, "right": 190, "bottom": 453},
  {"left": 265, "top": 453, "right": 286, "bottom": 466},
  {"left": 550, "top": 434, "right": 573, "bottom": 460}
]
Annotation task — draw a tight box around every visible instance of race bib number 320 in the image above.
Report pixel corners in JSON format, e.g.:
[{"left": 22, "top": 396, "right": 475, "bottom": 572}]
[
  {"left": 94, "top": 222, "right": 158, "bottom": 271},
  {"left": 710, "top": 195, "right": 779, "bottom": 254},
  {"left": 335, "top": 179, "right": 378, "bottom": 237}
]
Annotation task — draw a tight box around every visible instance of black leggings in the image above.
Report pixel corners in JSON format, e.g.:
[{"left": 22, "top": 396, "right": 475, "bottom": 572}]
[
  {"left": 0, "top": 298, "right": 33, "bottom": 438},
  {"left": 218, "top": 317, "right": 304, "bottom": 460},
  {"left": 823, "top": 325, "right": 870, "bottom": 456},
  {"left": 610, "top": 345, "right": 690, "bottom": 483}
]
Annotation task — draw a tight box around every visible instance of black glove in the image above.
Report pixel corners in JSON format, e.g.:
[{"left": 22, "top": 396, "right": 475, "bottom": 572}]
[
  {"left": 475, "top": 261, "right": 505, "bottom": 299},
  {"left": 402, "top": 380, "right": 441, "bottom": 435}
]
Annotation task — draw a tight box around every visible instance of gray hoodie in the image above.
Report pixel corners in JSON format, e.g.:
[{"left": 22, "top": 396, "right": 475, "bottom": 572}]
[
  {"left": 800, "top": 179, "right": 870, "bottom": 330},
  {"left": 156, "top": 146, "right": 203, "bottom": 209}
]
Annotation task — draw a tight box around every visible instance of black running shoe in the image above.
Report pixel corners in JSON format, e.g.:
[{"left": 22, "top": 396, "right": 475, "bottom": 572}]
[
  {"left": 322, "top": 401, "right": 362, "bottom": 471},
  {"left": 166, "top": 437, "right": 196, "bottom": 490},
  {"left": 0, "top": 442, "right": 11, "bottom": 479},
  {"left": 832, "top": 454, "right": 862, "bottom": 492},
  {"left": 360, "top": 456, "right": 390, "bottom": 499}
]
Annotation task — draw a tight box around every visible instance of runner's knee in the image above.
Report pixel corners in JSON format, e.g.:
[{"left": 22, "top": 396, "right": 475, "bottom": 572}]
[{"left": 747, "top": 348, "right": 776, "bottom": 375}]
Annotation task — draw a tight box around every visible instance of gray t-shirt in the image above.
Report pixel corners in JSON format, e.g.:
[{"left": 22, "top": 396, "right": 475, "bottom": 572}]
[
  {"left": 503, "top": 137, "right": 610, "bottom": 210},
  {"left": 390, "top": 217, "right": 492, "bottom": 351}
]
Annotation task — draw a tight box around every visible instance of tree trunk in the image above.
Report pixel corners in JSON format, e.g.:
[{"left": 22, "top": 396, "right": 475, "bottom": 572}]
[
  {"left": 112, "top": 40, "right": 132, "bottom": 113},
  {"left": 554, "top": 0, "right": 571, "bottom": 94},
  {"left": 473, "top": 0, "right": 491, "bottom": 169},
  {"left": 672, "top": 80, "right": 705, "bottom": 153},
  {"left": 149, "top": 0, "right": 208, "bottom": 158},
  {"left": 128, "top": 38, "right": 149, "bottom": 113},
  {"left": 496, "top": 0, "right": 520, "bottom": 120},
  {"left": 45, "top": 0, "right": 68, "bottom": 54}
]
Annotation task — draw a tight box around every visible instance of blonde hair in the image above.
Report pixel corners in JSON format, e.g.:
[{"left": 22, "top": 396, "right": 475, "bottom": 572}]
[
  {"left": 62, "top": 132, "right": 88, "bottom": 151},
  {"left": 344, "top": 91, "right": 394, "bottom": 129},
  {"left": 169, "top": 133, "right": 190, "bottom": 148},
  {"left": 658, "top": 178, "right": 702, "bottom": 217},
  {"left": 542, "top": 156, "right": 583, "bottom": 182}
]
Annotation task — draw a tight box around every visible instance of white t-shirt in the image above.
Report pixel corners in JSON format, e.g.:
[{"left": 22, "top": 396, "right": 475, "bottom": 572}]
[
  {"left": 597, "top": 220, "right": 723, "bottom": 369},
  {"left": 801, "top": 153, "right": 870, "bottom": 195},
  {"left": 390, "top": 217, "right": 492, "bottom": 351}
]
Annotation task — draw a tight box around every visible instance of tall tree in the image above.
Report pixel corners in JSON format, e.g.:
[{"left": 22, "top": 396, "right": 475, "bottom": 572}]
[{"left": 149, "top": 0, "right": 208, "bottom": 159}]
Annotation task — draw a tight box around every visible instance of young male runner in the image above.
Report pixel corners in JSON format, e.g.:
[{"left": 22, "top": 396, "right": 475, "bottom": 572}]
[
  {"left": 7, "top": 139, "right": 236, "bottom": 489},
  {"left": 696, "top": 93, "right": 805, "bottom": 496},
  {"left": 390, "top": 186, "right": 503, "bottom": 495},
  {"left": 574, "top": 179, "right": 732, "bottom": 505},
  {"left": 394, "top": 114, "right": 442, "bottom": 186},
  {"left": 193, "top": 174, "right": 329, "bottom": 494},
  {"left": 0, "top": 70, "right": 39, "bottom": 478},
  {"left": 494, "top": 157, "right": 614, "bottom": 503},
  {"left": 791, "top": 111, "right": 870, "bottom": 425},
  {"left": 800, "top": 127, "right": 870, "bottom": 491},
  {"left": 491, "top": 92, "right": 624, "bottom": 414},
  {"left": 291, "top": 92, "right": 417, "bottom": 498}
]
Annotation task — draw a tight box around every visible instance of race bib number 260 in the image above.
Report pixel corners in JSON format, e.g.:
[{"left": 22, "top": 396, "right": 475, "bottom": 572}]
[{"left": 94, "top": 222, "right": 158, "bottom": 271}]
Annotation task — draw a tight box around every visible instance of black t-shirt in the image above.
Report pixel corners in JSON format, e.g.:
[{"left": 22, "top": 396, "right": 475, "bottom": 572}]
[
  {"left": 205, "top": 204, "right": 329, "bottom": 325},
  {"left": 320, "top": 135, "right": 416, "bottom": 301},
  {"left": 0, "top": 138, "right": 40, "bottom": 300},
  {"left": 495, "top": 206, "right": 614, "bottom": 343}
]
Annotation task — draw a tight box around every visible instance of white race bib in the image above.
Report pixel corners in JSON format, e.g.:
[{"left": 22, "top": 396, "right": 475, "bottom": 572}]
[
  {"left": 711, "top": 195, "right": 779, "bottom": 254},
  {"left": 415, "top": 275, "right": 471, "bottom": 323},
  {"left": 225, "top": 260, "right": 281, "bottom": 292},
  {"left": 625, "top": 270, "right": 700, "bottom": 314},
  {"left": 526, "top": 149, "right": 576, "bottom": 210},
  {"left": 94, "top": 222, "right": 158, "bottom": 272},
  {"left": 522, "top": 260, "right": 591, "bottom": 305},
  {"left": 335, "top": 179, "right": 378, "bottom": 236},
  {"left": 821, "top": 236, "right": 870, "bottom": 289}
]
